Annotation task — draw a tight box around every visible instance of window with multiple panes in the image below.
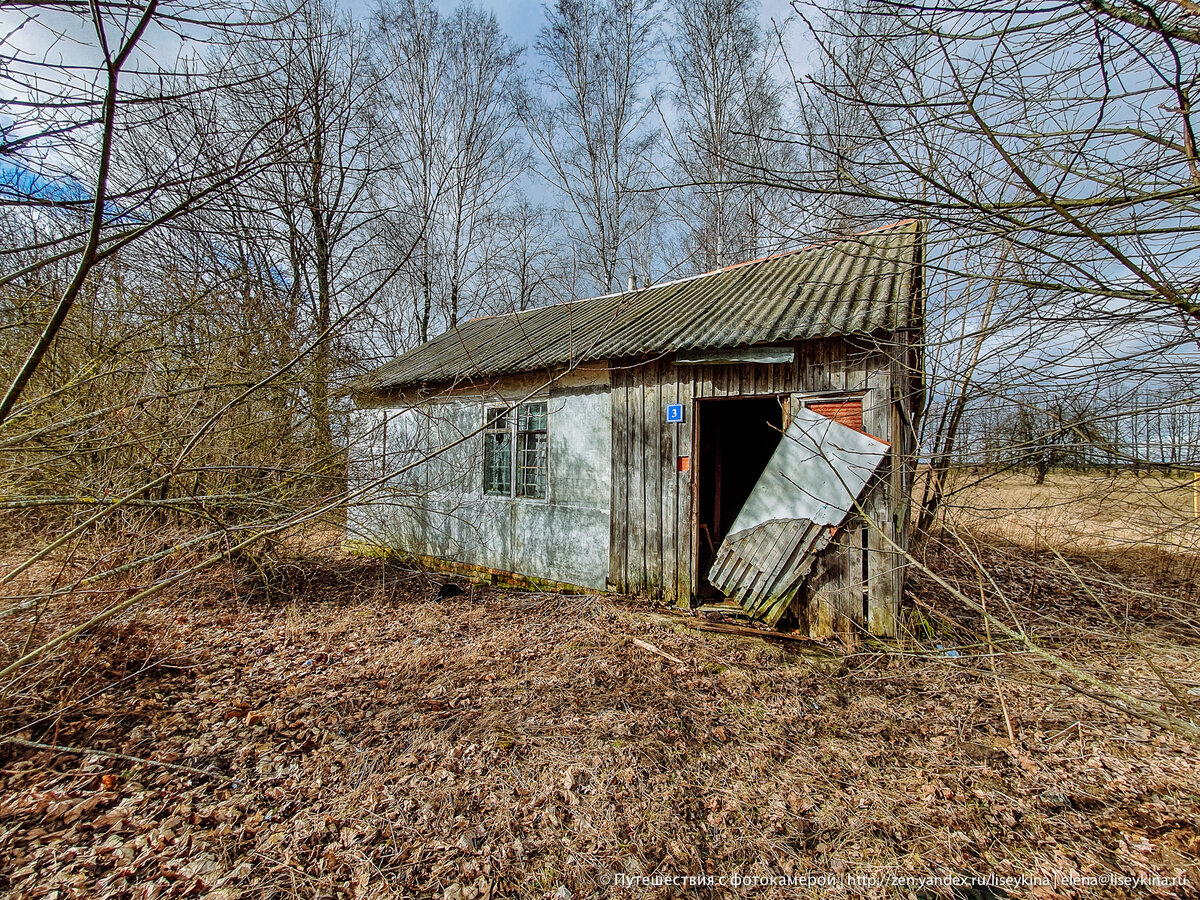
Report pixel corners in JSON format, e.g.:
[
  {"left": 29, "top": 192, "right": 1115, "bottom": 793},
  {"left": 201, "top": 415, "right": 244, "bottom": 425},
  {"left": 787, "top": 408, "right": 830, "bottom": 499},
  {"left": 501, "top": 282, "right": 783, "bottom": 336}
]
[
  {"left": 483, "top": 408, "right": 512, "bottom": 496},
  {"left": 516, "top": 403, "right": 548, "bottom": 498},
  {"left": 483, "top": 402, "right": 548, "bottom": 499}
]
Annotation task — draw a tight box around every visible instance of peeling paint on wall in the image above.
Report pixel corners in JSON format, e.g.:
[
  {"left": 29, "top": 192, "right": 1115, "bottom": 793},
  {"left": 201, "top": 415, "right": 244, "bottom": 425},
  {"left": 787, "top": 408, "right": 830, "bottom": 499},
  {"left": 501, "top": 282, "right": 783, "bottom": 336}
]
[{"left": 348, "top": 372, "right": 612, "bottom": 591}]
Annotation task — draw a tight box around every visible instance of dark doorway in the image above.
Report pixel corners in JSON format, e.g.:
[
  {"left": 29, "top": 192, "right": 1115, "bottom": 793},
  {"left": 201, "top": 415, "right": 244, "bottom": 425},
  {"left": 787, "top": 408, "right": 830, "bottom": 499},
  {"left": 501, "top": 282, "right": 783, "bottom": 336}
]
[{"left": 694, "top": 396, "right": 785, "bottom": 602}]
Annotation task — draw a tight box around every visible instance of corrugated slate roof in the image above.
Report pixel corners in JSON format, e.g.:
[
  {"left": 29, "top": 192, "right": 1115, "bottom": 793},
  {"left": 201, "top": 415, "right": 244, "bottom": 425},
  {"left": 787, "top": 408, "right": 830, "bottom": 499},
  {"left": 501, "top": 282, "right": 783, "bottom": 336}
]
[{"left": 364, "top": 220, "right": 921, "bottom": 391}]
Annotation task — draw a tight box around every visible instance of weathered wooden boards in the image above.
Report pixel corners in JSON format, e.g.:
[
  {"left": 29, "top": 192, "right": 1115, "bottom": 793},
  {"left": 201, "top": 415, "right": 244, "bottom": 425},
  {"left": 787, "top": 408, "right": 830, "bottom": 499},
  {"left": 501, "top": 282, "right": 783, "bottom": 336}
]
[{"left": 608, "top": 334, "right": 916, "bottom": 637}]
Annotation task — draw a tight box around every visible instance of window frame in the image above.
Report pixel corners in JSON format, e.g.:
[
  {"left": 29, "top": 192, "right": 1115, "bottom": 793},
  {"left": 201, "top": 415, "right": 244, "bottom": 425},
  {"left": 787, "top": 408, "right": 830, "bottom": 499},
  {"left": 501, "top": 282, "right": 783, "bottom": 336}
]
[
  {"left": 482, "top": 401, "right": 549, "bottom": 500},
  {"left": 482, "top": 407, "right": 513, "bottom": 497}
]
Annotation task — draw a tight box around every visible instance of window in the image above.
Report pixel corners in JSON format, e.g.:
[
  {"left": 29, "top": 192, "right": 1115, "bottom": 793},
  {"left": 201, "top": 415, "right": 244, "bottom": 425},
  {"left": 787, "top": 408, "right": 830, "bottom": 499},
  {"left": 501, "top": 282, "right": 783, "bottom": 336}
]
[
  {"left": 483, "top": 402, "right": 548, "bottom": 499},
  {"left": 516, "top": 403, "right": 548, "bottom": 498},
  {"left": 483, "top": 408, "right": 512, "bottom": 496}
]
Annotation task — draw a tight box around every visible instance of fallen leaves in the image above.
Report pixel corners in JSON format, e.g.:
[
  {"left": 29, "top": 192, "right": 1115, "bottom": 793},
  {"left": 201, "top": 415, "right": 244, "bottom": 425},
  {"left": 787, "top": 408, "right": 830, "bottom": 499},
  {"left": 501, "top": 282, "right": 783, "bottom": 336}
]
[{"left": 0, "top": 551, "right": 1197, "bottom": 899}]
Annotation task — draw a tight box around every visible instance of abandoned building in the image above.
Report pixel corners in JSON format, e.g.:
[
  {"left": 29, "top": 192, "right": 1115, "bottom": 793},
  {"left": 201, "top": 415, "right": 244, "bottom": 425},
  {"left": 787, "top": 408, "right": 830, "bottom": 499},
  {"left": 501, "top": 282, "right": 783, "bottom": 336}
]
[{"left": 349, "top": 219, "right": 924, "bottom": 637}]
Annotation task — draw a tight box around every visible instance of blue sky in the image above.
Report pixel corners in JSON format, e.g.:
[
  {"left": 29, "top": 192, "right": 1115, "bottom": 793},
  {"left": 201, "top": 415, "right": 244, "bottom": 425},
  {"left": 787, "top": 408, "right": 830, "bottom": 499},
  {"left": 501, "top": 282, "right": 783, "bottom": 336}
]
[
  {"left": 1, "top": 0, "right": 812, "bottom": 185},
  {"left": 342, "top": 0, "right": 806, "bottom": 54}
]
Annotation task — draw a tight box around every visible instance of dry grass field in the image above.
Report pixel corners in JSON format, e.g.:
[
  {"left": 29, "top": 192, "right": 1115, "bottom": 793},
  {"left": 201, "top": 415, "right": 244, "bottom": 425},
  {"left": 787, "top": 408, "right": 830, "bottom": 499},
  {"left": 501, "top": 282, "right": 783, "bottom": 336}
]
[{"left": 937, "top": 470, "right": 1200, "bottom": 562}]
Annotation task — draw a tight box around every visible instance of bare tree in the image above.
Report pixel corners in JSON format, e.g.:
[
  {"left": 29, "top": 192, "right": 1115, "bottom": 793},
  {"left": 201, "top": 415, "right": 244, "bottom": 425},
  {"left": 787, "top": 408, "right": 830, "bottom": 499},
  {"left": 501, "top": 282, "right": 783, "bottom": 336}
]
[
  {"left": 744, "top": 0, "right": 1200, "bottom": 739},
  {"left": 799, "top": 1, "right": 1200, "bottom": 318},
  {"left": 791, "top": 0, "right": 925, "bottom": 235},
  {"left": 0, "top": 0, "right": 280, "bottom": 426},
  {"left": 374, "top": 0, "right": 524, "bottom": 344},
  {"left": 439, "top": 4, "right": 525, "bottom": 327},
  {"left": 210, "top": 0, "right": 386, "bottom": 466},
  {"left": 525, "top": 0, "right": 663, "bottom": 294},
  {"left": 665, "top": 0, "right": 792, "bottom": 269},
  {"left": 492, "top": 197, "right": 569, "bottom": 312},
  {"left": 769, "top": 2, "right": 1200, "bottom": 532}
]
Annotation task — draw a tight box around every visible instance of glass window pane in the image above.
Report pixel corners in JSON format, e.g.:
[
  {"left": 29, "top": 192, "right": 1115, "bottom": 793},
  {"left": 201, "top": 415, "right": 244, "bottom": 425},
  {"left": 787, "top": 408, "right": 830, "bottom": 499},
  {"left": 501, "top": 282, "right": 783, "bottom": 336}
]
[
  {"left": 517, "top": 430, "right": 547, "bottom": 499},
  {"left": 485, "top": 407, "right": 510, "bottom": 430},
  {"left": 518, "top": 402, "right": 547, "bottom": 432},
  {"left": 483, "top": 432, "right": 511, "bottom": 496}
]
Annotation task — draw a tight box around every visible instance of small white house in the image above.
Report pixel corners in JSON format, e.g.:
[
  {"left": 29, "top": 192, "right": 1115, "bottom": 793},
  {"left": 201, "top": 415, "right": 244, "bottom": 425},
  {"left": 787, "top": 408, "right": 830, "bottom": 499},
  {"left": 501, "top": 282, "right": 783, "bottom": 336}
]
[{"left": 349, "top": 221, "right": 924, "bottom": 637}]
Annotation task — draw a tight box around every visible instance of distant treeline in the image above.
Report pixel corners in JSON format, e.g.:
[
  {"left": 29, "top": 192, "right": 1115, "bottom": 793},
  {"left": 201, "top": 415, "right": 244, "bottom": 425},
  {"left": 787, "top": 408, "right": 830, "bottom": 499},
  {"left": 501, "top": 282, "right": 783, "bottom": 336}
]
[{"left": 932, "top": 385, "right": 1200, "bottom": 480}]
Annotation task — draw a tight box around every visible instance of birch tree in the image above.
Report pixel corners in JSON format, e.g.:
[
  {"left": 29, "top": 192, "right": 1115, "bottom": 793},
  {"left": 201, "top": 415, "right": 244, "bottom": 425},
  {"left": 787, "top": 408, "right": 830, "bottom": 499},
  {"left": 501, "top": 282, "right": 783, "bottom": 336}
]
[
  {"left": 526, "top": 0, "right": 663, "bottom": 294},
  {"left": 493, "top": 197, "right": 568, "bottom": 313},
  {"left": 375, "top": 0, "right": 524, "bottom": 343},
  {"left": 665, "top": 0, "right": 791, "bottom": 269}
]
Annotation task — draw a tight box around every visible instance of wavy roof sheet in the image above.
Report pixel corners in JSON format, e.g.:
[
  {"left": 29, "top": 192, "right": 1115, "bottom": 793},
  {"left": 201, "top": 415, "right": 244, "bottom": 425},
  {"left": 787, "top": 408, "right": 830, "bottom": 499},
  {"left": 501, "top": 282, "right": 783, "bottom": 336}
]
[{"left": 364, "top": 220, "right": 921, "bottom": 391}]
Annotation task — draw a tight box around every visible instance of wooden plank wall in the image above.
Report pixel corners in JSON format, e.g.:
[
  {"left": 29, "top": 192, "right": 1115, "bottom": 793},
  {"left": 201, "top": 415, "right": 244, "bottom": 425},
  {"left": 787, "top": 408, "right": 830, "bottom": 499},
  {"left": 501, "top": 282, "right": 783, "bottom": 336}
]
[{"left": 608, "top": 334, "right": 917, "bottom": 637}]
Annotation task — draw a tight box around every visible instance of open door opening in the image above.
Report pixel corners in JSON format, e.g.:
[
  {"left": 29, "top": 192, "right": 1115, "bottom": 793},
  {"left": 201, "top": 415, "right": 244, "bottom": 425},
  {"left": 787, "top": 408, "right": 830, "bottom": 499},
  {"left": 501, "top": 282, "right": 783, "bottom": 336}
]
[
  {"left": 694, "top": 396, "right": 785, "bottom": 603},
  {"left": 705, "top": 404, "right": 890, "bottom": 628}
]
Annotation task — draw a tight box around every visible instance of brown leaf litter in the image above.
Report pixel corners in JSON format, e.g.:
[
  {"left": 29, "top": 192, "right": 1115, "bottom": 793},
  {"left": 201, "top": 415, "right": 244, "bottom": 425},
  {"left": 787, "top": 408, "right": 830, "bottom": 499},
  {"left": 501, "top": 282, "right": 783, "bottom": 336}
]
[{"left": 1, "top": 543, "right": 1198, "bottom": 899}]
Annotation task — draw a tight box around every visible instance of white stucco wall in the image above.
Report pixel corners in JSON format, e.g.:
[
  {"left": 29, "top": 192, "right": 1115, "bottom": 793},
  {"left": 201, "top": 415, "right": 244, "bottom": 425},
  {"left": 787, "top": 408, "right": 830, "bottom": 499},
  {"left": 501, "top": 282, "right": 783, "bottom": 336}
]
[{"left": 348, "top": 370, "right": 612, "bottom": 590}]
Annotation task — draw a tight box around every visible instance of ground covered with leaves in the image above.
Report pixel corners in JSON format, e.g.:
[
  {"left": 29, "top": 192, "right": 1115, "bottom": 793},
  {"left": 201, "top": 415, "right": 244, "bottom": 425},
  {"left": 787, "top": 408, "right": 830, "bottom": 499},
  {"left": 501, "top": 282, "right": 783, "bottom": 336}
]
[{"left": 1, "top": 541, "right": 1198, "bottom": 899}]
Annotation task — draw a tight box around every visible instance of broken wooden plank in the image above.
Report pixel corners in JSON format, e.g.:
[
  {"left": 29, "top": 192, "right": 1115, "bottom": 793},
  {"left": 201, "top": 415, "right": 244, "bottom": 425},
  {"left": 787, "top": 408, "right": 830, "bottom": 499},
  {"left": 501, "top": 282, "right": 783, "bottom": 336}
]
[{"left": 630, "top": 637, "right": 687, "bottom": 666}]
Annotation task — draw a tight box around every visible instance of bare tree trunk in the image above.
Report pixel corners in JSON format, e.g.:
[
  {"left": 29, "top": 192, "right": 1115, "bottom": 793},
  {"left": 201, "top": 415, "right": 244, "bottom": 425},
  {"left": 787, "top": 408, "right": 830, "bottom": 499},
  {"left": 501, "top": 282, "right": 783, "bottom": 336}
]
[
  {"left": 0, "top": 0, "right": 160, "bottom": 425},
  {"left": 525, "top": 0, "right": 662, "bottom": 294}
]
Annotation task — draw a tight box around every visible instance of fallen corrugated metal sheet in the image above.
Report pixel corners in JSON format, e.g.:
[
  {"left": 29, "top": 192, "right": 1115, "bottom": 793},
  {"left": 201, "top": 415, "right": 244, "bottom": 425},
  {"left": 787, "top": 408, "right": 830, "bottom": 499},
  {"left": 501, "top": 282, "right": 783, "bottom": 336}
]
[
  {"left": 708, "top": 407, "right": 889, "bottom": 626},
  {"left": 708, "top": 520, "right": 835, "bottom": 625},
  {"left": 363, "top": 220, "right": 921, "bottom": 390}
]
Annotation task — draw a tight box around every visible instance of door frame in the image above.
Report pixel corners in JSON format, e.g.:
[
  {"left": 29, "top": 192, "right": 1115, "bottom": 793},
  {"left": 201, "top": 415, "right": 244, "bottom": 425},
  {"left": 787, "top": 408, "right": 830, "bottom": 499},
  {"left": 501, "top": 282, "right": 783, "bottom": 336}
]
[{"left": 689, "top": 393, "right": 790, "bottom": 603}]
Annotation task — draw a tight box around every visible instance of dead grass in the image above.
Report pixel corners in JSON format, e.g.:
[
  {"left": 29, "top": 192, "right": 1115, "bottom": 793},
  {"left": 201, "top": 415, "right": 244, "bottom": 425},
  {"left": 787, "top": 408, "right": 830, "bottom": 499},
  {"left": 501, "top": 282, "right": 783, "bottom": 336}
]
[
  {"left": 939, "top": 470, "right": 1200, "bottom": 562},
  {"left": 1, "top": 542, "right": 1198, "bottom": 899}
]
